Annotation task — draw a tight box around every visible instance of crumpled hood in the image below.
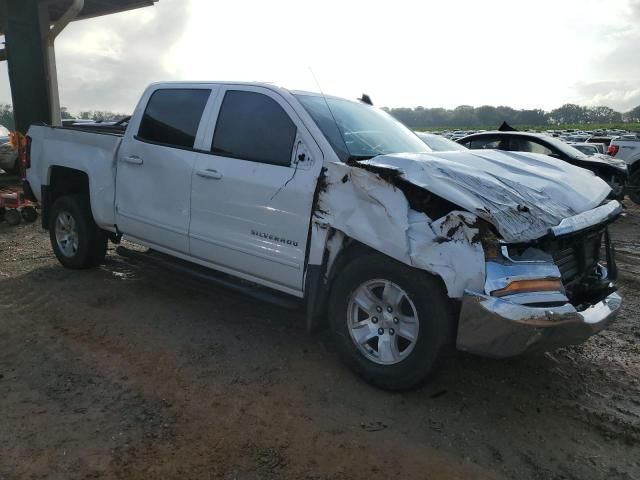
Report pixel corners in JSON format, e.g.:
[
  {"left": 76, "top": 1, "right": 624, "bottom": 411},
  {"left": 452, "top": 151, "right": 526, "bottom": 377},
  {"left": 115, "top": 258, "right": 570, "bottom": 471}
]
[{"left": 360, "top": 149, "right": 611, "bottom": 242}]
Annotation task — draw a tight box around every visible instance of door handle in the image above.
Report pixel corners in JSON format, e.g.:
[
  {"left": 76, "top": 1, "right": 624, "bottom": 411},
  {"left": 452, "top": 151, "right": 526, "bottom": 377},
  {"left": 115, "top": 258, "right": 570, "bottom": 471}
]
[
  {"left": 122, "top": 155, "right": 143, "bottom": 165},
  {"left": 196, "top": 169, "right": 223, "bottom": 180}
]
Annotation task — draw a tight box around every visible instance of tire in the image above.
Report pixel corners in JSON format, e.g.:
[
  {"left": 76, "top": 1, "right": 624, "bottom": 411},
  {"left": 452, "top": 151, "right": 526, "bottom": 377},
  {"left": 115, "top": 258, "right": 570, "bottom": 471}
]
[
  {"left": 5, "top": 209, "right": 21, "bottom": 226},
  {"left": 628, "top": 170, "right": 640, "bottom": 205},
  {"left": 0, "top": 207, "right": 5, "bottom": 222},
  {"left": 329, "top": 252, "right": 455, "bottom": 391},
  {"left": 21, "top": 206, "right": 38, "bottom": 223},
  {"left": 49, "top": 194, "right": 107, "bottom": 269}
]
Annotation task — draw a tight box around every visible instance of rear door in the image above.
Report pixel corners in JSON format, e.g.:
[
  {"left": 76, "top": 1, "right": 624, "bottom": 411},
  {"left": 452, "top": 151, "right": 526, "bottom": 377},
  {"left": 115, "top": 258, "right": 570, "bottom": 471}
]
[
  {"left": 115, "top": 86, "right": 214, "bottom": 253},
  {"left": 189, "top": 86, "right": 323, "bottom": 294}
]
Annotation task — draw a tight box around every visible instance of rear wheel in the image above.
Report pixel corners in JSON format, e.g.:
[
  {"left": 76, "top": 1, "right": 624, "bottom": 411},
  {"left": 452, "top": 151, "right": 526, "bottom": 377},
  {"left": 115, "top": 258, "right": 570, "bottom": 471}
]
[
  {"left": 628, "top": 170, "right": 640, "bottom": 205},
  {"left": 329, "top": 252, "right": 455, "bottom": 391},
  {"left": 49, "top": 195, "right": 107, "bottom": 269}
]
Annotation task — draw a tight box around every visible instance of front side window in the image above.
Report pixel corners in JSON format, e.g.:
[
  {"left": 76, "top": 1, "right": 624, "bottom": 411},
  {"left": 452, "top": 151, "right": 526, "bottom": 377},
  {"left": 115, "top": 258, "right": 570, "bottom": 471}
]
[
  {"left": 138, "top": 89, "right": 211, "bottom": 148},
  {"left": 212, "top": 91, "right": 297, "bottom": 167}
]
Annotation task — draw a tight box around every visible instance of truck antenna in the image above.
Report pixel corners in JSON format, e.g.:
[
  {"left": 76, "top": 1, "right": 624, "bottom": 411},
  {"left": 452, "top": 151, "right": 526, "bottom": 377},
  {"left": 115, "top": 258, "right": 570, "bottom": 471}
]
[{"left": 309, "top": 68, "right": 350, "bottom": 158}]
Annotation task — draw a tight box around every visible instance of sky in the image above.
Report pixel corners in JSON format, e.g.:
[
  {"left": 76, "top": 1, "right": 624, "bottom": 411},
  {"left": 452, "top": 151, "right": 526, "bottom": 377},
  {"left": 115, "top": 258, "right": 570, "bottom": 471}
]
[{"left": 0, "top": 0, "right": 639, "bottom": 114}]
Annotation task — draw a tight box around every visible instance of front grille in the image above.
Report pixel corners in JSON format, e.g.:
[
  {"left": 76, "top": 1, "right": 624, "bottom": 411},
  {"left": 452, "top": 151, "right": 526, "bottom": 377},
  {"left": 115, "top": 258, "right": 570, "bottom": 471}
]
[
  {"left": 547, "top": 230, "right": 603, "bottom": 287},
  {"left": 553, "top": 246, "right": 580, "bottom": 284}
]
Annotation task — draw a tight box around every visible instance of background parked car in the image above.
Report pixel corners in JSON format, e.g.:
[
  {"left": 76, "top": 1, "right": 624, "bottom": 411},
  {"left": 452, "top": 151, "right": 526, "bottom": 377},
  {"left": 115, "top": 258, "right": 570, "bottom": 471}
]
[
  {"left": 608, "top": 136, "right": 640, "bottom": 204},
  {"left": 458, "top": 131, "right": 628, "bottom": 199},
  {"left": 587, "top": 136, "right": 614, "bottom": 148},
  {"left": 414, "top": 132, "right": 468, "bottom": 151},
  {"left": 0, "top": 125, "right": 18, "bottom": 173},
  {"left": 0, "top": 142, "right": 18, "bottom": 173},
  {"left": 569, "top": 143, "right": 600, "bottom": 156}
]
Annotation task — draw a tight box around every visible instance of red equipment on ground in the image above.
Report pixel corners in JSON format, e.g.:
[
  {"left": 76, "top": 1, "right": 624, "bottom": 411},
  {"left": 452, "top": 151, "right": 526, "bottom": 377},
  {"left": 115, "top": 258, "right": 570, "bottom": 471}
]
[{"left": 0, "top": 187, "right": 39, "bottom": 226}]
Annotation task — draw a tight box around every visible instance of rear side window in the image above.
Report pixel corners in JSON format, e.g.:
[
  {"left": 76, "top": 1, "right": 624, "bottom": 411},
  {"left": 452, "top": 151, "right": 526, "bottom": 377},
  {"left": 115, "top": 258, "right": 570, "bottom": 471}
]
[
  {"left": 212, "top": 91, "right": 297, "bottom": 166},
  {"left": 138, "top": 89, "right": 211, "bottom": 148},
  {"left": 468, "top": 137, "right": 502, "bottom": 150}
]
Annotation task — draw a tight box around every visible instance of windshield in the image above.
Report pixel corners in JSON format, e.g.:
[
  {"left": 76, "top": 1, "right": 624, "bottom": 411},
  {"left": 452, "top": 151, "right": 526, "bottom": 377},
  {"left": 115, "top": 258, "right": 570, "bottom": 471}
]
[
  {"left": 415, "top": 132, "right": 468, "bottom": 152},
  {"left": 295, "top": 94, "right": 430, "bottom": 161}
]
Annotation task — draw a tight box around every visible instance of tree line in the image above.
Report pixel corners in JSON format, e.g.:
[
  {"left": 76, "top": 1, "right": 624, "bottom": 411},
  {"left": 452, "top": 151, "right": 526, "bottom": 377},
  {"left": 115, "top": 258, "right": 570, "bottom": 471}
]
[
  {"left": 1, "top": 102, "right": 640, "bottom": 131},
  {"left": 383, "top": 103, "right": 640, "bottom": 128}
]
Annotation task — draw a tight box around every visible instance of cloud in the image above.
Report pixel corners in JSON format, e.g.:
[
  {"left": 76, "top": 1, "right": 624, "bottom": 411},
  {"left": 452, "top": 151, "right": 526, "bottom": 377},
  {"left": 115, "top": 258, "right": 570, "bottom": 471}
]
[
  {"left": 54, "top": 1, "right": 191, "bottom": 114},
  {"left": 572, "top": 81, "right": 640, "bottom": 112},
  {"left": 575, "top": 0, "right": 640, "bottom": 111},
  {"left": 0, "top": 0, "right": 638, "bottom": 114}
]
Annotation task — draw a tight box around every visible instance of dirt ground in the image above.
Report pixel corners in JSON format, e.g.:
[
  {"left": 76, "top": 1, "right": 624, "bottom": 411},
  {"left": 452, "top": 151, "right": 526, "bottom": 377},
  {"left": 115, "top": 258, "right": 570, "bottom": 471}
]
[{"left": 1, "top": 187, "right": 639, "bottom": 479}]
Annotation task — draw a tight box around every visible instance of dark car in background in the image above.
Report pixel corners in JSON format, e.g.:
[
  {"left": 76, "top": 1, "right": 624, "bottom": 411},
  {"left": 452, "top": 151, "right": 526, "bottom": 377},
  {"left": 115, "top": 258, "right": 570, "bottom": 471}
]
[
  {"left": 458, "top": 131, "right": 628, "bottom": 199},
  {"left": 0, "top": 124, "right": 18, "bottom": 173}
]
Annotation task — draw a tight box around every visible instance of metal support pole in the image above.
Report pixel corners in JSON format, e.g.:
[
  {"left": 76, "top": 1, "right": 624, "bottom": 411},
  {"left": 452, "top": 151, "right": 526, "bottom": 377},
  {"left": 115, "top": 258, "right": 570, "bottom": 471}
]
[
  {"left": 3, "top": 0, "right": 52, "bottom": 133},
  {"left": 46, "top": 0, "right": 84, "bottom": 126}
]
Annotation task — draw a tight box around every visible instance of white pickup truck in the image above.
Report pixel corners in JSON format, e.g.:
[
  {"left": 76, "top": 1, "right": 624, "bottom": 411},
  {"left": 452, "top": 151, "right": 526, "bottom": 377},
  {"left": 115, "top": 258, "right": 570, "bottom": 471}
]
[
  {"left": 24, "top": 82, "right": 623, "bottom": 390},
  {"left": 608, "top": 137, "right": 640, "bottom": 204}
]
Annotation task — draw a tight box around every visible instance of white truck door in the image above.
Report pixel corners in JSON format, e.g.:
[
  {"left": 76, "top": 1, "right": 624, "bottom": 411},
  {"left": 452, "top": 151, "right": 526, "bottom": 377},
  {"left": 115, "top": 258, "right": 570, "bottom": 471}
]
[
  {"left": 115, "top": 87, "right": 213, "bottom": 253},
  {"left": 189, "top": 87, "right": 323, "bottom": 293}
]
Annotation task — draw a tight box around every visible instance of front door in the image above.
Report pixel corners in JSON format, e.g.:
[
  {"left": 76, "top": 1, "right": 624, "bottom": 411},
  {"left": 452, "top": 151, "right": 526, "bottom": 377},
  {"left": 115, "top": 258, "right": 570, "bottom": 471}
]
[{"left": 189, "top": 87, "right": 323, "bottom": 293}]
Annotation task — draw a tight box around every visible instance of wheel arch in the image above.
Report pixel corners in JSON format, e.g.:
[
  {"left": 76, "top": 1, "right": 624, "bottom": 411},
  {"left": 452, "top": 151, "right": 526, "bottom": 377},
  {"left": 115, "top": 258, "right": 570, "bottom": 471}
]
[
  {"left": 43, "top": 166, "right": 90, "bottom": 230},
  {"left": 305, "top": 228, "right": 452, "bottom": 334}
]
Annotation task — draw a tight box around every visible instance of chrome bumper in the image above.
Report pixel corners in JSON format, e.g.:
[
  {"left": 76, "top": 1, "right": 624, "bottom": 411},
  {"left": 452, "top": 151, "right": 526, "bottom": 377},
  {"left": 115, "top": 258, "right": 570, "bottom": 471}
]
[{"left": 456, "top": 291, "right": 622, "bottom": 358}]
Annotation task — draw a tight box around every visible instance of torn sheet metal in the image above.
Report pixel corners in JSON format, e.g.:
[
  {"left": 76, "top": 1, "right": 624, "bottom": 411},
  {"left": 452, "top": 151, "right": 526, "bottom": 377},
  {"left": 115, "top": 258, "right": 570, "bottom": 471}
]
[
  {"left": 315, "top": 163, "right": 485, "bottom": 297},
  {"left": 359, "top": 150, "right": 611, "bottom": 242}
]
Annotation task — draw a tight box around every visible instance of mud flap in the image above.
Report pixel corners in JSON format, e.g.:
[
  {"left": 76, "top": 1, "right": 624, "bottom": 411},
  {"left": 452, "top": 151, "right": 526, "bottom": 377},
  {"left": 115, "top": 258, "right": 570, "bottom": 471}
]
[
  {"left": 40, "top": 185, "right": 51, "bottom": 230},
  {"left": 304, "top": 264, "right": 327, "bottom": 334}
]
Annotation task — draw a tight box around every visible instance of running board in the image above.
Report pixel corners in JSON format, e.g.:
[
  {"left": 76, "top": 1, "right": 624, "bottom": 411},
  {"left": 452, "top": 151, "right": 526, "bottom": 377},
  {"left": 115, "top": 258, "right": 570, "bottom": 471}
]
[{"left": 116, "top": 246, "right": 302, "bottom": 310}]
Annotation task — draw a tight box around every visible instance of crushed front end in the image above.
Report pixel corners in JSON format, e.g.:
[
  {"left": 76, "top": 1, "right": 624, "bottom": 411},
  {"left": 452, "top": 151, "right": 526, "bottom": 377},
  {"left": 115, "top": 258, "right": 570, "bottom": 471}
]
[{"left": 457, "top": 200, "right": 623, "bottom": 358}]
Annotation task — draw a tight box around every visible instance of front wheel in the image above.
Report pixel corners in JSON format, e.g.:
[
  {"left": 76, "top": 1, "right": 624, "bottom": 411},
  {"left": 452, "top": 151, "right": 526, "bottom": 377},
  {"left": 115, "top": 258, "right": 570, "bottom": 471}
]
[
  {"left": 49, "top": 195, "right": 107, "bottom": 269},
  {"left": 329, "top": 252, "right": 456, "bottom": 391}
]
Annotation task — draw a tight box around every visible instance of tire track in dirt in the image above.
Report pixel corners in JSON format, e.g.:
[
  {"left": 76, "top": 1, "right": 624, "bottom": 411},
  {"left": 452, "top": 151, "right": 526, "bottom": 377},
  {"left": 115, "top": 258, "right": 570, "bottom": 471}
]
[
  {"left": 0, "top": 268, "right": 74, "bottom": 314},
  {"left": 2, "top": 200, "right": 640, "bottom": 479}
]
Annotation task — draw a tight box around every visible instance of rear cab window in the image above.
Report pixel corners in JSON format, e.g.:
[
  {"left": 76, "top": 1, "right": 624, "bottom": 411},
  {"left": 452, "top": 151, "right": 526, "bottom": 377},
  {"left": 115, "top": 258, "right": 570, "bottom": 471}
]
[
  {"left": 211, "top": 90, "right": 297, "bottom": 167},
  {"left": 137, "top": 89, "right": 211, "bottom": 148}
]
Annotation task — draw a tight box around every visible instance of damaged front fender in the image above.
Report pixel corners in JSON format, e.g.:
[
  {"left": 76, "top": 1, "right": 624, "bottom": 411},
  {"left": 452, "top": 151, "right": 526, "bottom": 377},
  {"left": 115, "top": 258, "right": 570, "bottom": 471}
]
[{"left": 314, "top": 162, "right": 485, "bottom": 298}]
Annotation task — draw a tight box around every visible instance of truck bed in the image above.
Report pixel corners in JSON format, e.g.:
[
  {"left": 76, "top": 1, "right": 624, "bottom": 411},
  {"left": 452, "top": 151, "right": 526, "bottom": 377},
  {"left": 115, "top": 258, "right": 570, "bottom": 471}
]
[{"left": 27, "top": 124, "right": 124, "bottom": 231}]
